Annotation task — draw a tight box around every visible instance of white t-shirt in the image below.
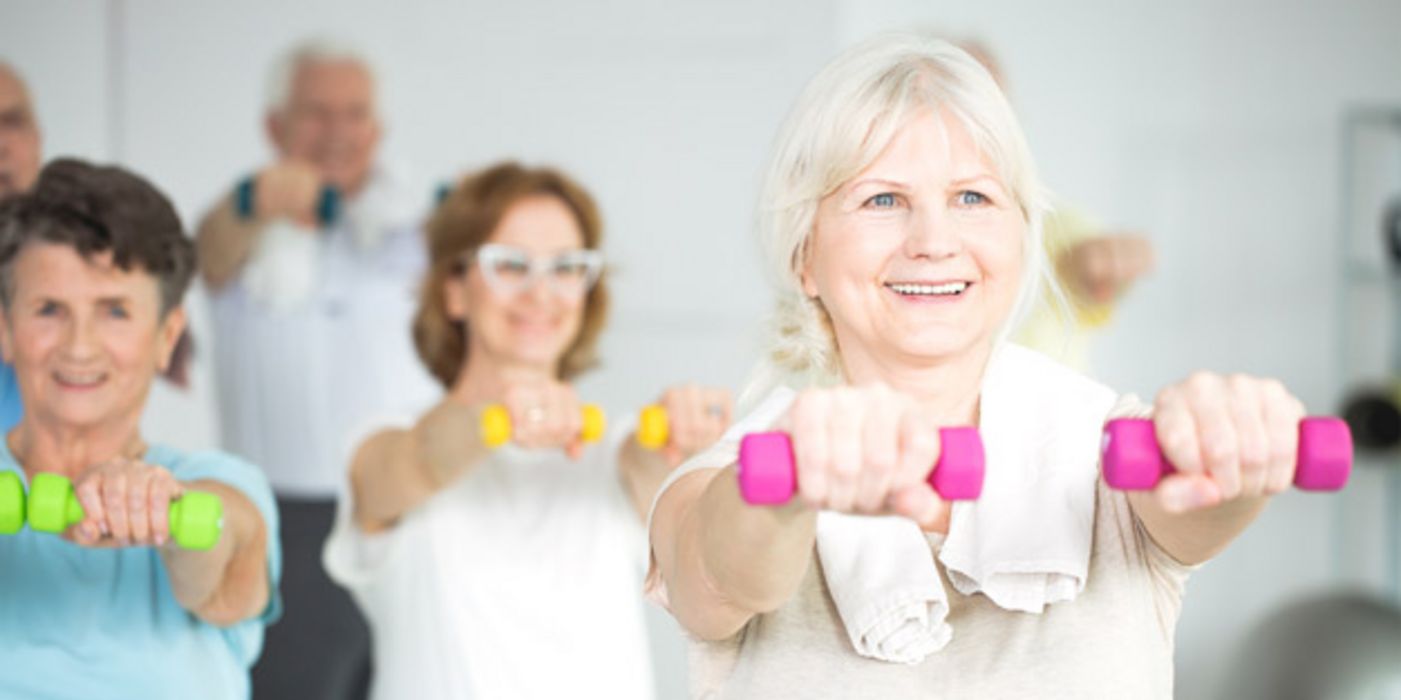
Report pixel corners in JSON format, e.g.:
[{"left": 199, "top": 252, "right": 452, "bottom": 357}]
[
  {"left": 323, "top": 417, "right": 656, "bottom": 700},
  {"left": 208, "top": 166, "right": 440, "bottom": 497}
]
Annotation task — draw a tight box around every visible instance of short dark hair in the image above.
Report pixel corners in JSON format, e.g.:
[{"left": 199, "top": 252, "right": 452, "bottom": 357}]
[{"left": 0, "top": 158, "right": 195, "bottom": 315}]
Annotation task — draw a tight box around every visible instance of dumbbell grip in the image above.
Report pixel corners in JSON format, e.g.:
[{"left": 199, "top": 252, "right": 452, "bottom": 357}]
[
  {"left": 234, "top": 176, "right": 340, "bottom": 226},
  {"left": 27, "top": 473, "right": 224, "bottom": 550},
  {"left": 736, "top": 427, "right": 985, "bottom": 505},
  {"left": 479, "top": 404, "right": 607, "bottom": 449},
  {"left": 1100, "top": 417, "right": 1353, "bottom": 492}
]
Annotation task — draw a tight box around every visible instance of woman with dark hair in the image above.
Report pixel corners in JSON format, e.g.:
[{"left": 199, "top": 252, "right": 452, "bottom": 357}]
[
  {"left": 0, "top": 159, "right": 280, "bottom": 700},
  {"left": 324, "top": 161, "right": 729, "bottom": 699}
]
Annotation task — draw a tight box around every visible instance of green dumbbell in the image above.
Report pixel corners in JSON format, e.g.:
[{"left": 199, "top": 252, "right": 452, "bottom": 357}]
[
  {"left": 26, "top": 472, "right": 223, "bottom": 550},
  {"left": 0, "top": 471, "right": 23, "bottom": 535}
]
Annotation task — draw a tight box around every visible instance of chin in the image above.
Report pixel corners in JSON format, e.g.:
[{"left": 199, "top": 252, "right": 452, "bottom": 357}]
[{"left": 895, "top": 331, "right": 986, "bottom": 361}]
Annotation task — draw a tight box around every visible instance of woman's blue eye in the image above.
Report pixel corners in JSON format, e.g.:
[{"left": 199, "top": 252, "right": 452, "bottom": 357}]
[
  {"left": 958, "top": 191, "right": 989, "bottom": 206},
  {"left": 866, "top": 193, "right": 898, "bottom": 208},
  {"left": 37, "top": 301, "right": 58, "bottom": 316},
  {"left": 107, "top": 305, "right": 129, "bottom": 319}
]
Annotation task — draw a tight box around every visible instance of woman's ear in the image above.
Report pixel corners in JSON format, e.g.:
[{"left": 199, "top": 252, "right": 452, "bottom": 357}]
[
  {"left": 0, "top": 313, "right": 14, "bottom": 365},
  {"left": 155, "top": 306, "right": 188, "bottom": 373},
  {"left": 798, "top": 238, "right": 820, "bottom": 299},
  {"left": 443, "top": 274, "right": 468, "bottom": 321}
]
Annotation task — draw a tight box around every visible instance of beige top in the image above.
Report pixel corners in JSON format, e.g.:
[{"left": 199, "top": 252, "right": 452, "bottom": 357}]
[
  {"left": 678, "top": 480, "right": 1191, "bottom": 699},
  {"left": 648, "top": 344, "right": 1196, "bottom": 699}
]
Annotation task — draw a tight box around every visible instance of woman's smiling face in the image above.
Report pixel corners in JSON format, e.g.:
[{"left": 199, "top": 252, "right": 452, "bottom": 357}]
[{"left": 802, "top": 107, "right": 1026, "bottom": 375}]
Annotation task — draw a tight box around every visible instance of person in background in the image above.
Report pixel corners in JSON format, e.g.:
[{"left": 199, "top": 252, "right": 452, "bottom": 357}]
[
  {"left": 0, "top": 63, "right": 44, "bottom": 433},
  {"left": 324, "top": 162, "right": 733, "bottom": 699},
  {"left": 195, "top": 39, "right": 437, "bottom": 699},
  {"left": 0, "top": 159, "right": 280, "bottom": 700}
]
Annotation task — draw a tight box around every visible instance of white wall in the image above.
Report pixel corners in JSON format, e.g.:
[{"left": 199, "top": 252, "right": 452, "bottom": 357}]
[{"left": 3, "top": 1, "right": 1400, "bottom": 698}]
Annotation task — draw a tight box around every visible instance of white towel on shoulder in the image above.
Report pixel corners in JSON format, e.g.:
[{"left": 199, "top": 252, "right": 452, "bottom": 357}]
[{"left": 818, "top": 343, "right": 1121, "bottom": 662}]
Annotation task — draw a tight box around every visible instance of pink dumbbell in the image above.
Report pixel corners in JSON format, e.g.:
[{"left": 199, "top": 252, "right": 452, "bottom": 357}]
[
  {"left": 736, "top": 428, "right": 985, "bottom": 505},
  {"left": 1101, "top": 417, "right": 1353, "bottom": 491}
]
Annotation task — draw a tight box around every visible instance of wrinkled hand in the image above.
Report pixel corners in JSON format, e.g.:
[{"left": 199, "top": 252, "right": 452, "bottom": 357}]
[
  {"left": 1149, "top": 372, "right": 1306, "bottom": 513},
  {"left": 496, "top": 376, "right": 587, "bottom": 459},
  {"left": 69, "top": 458, "right": 184, "bottom": 548},
  {"left": 253, "top": 160, "right": 323, "bottom": 226},
  {"left": 653, "top": 384, "right": 732, "bottom": 467},
  {"left": 778, "top": 383, "right": 951, "bottom": 531}
]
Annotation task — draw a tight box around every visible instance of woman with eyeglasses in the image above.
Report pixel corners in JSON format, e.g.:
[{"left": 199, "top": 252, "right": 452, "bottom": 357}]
[{"left": 323, "top": 162, "right": 729, "bottom": 699}]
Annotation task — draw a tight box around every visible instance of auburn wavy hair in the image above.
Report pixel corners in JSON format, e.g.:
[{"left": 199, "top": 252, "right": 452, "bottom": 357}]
[{"left": 413, "top": 162, "right": 609, "bottom": 388}]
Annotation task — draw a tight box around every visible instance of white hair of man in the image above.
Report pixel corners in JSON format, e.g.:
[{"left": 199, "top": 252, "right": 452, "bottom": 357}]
[
  {"left": 264, "top": 37, "right": 376, "bottom": 115},
  {"left": 745, "top": 32, "right": 1062, "bottom": 402}
]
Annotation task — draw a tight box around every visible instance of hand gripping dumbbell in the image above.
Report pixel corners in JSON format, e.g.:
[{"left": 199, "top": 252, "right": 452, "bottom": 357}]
[
  {"left": 234, "top": 176, "right": 340, "bottom": 226},
  {"left": 735, "top": 428, "right": 985, "bottom": 505},
  {"left": 1101, "top": 417, "right": 1353, "bottom": 491},
  {"left": 479, "top": 404, "right": 608, "bottom": 449},
  {"left": 25, "top": 472, "right": 224, "bottom": 550}
]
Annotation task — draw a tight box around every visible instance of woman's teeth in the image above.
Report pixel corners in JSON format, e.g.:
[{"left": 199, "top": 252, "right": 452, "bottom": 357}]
[
  {"left": 886, "top": 282, "right": 969, "bottom": 296},
  {"left": 55, "top": 371, "right": 104, "bottom": 386}
]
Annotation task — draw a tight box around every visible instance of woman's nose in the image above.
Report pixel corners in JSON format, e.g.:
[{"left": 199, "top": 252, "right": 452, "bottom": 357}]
[
  {"left": 60, "top": 317, "right": 100, "bottom": 361},
  {"left": 903, "top": 206, "right": 961, "bottom": 260}
]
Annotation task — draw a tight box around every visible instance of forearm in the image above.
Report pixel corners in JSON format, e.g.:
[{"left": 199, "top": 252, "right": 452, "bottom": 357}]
[
  {"left": 160, "top": 481, "right": 269, "bottom": 626},
  {"left": 352, "top": 401, "right": 488, "bottom": 532},
  {"left": 1129, "top": 491, "right": 1269, "bottom": 565},
  {"left": 195, "top": 197, "right": 261, "bottom": 290},
  {"left": 655, "top": 466, "right": 816, "bottom": 640},
  {"left": 617, "top": 437, "right": 672, "bottom": 521}
]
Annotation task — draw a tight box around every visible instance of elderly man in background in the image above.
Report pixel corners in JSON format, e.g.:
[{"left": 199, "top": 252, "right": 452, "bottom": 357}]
[
  {"left": 196, "top": 39, "right": 437, "bottom": 700},
  {"left": 0, "top": 63, "right": 42, "bottom": 433}
]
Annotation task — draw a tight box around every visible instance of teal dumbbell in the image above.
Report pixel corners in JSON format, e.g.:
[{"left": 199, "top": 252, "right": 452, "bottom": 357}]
[
  {"left": 26, "top": 472, "right": 223, "bottom": 550},
  {"left": 234, "top": 175, "right": 340, "bottom": 227}
]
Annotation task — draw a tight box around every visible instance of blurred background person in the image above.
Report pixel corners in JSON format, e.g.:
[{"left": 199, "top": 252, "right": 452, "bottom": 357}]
[
  {"left": 195, "top": 39, "right": 437, "bottom": 700},
  {"left": 0, "top": 62, "right": 41, "bottom": 434},
  {"left": 0, "top": 62, "right": 40, "bottom": 200},
  {"left": 324, "top": 162, "right": 732, "bottom": 699},
  {"left": 0, "top": 159, "right": 280, "bottom": 700}
]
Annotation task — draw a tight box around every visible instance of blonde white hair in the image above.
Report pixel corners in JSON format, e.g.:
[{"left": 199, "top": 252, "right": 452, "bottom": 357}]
[
  {"left": 264, "top": 38, "right": 376, "bottom": 114},
  {"left": 746, "top": 33, "right": 1058, "bottom": 401}
]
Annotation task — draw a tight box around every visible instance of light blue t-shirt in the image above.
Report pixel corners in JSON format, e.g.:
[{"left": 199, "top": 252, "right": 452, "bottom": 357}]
[{"left": 0, "top": 441, "right": 283, "bottom": 700}]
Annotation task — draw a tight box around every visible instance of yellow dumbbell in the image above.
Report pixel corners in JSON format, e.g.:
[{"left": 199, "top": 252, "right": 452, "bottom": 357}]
[
  {"left": 636, "top": 405, "right": 670, "bottom": 450},
  {"left": 479, "top": 403, "right": 607, "bottom": 449}
]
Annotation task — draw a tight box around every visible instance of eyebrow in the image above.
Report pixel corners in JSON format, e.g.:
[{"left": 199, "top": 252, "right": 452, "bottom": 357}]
[{"left": 847, "top": 177, "right": 910, "bottom": 191}]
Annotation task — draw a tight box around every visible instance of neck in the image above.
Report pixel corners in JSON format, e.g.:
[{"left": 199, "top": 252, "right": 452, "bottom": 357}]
[
  {"left": 9, "top": 412, "right": 146, "bottom": 480},
  {"left": 838, "top": 340, "right": 996, "bottom": 426}
]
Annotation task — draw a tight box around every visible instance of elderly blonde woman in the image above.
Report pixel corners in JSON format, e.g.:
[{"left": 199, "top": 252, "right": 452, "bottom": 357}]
[
  {"left": 0, "top": 159, "right": 279, "bottom": 700},
  {"left": 324, "top": 162, "right": 732, "bottom": 699},
  {"left": 648, "top": 35, "right": 1311, "bottom": 698}
]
